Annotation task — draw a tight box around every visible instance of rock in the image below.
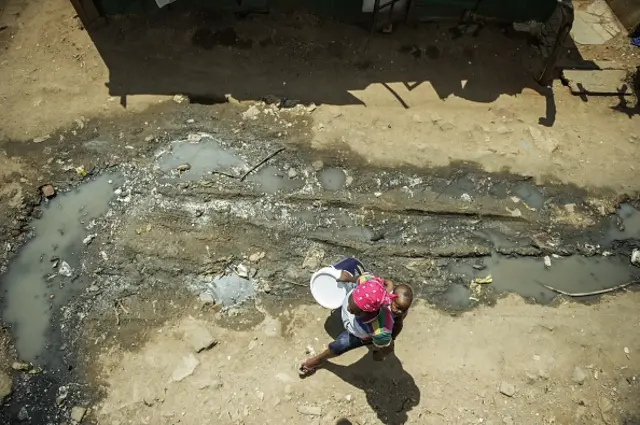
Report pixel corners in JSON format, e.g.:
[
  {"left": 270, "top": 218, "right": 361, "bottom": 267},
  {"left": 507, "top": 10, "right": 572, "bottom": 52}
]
[
  {"left": 302, "top": 248, "right": 325, "bottom": 270},
  {"left": 82, "top": 234, "right": 96, "bottom": 245},
  {"left": 58, "top": 261, "right": 73, "bottom": 277},
  {"left": 40, "top": 184, "right": 56, "bottom": 198},
  {"left": 502, "top": 416, "right": 514, "bottom": 425},
  {"left": 544, "top": 255, "right": 552, "bottom": 268},
  {"left": 173, "top": 94, "right": 188, "bottom": 103},
  {"left": 242, "top": 105, "right": 260, "bottom": 120},
  {"left": 312, "top": 160, "right": 324, "bottom": 171},
  {"left": 176, "top": 163, "right": 191, "bottom": 172},
  {"left": 345, "top": 394, "right": 352, "bottom": 402},
  {"left": 171, "top": 354, "right": 200, "bottom": 382},
  {"left": 287, "top": 168, "right": 298, "bottom": 178},
  {"left": 17, "top": 406, "right": 28, "bottom": 421},
  {"left": 249, "top": 252, "right": 266, "bottom": 263},
  {"left": 0, "top": 372, "right": 12, "bottom": 404},
  {"left": 439, "top": 122, "right": 455, "bottom": 131},
  {"left": 297, "top": 405, "right": 322, "bottom": 416},
  {"left": 33, "top": 135, "right": 51, "bottom": 144},
  {"left": 11, "top": 362, "right": 30, "bottom": 372},
  {"left": 248, "top": 339, "right": 258, "bottom": 350},
  {"left": 345, "top": 175, "right": 353, "bottom": 187},
  {"left": 70, "top": 406, "right": 87, "bottom": 423},
  {"left": 499, "top": 381, "right": 516, "bottom": 397},
  {"left": 572, "top": 366, "right": 587, "bottom": 385},
  {"left": 598, "top": 397, "right": 613, "bottom": 413},
  {"left": 496, "top": 126, "right": 512, "bottom": 134},
  {"left": 631, "top": 250, "right": 640, "bottom": 267},
  {"left": 182, "top": 318, "right": 217, "bottom": 353}
]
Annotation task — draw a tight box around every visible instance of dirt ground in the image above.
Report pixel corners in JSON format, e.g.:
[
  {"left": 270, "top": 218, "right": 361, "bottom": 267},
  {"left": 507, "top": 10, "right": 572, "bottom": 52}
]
[
  {"left": 1, "top": 0, "right": 640, "bottom": 424},
  {"left": 93, "top": 295, "right": 640, "bottom": 425}
]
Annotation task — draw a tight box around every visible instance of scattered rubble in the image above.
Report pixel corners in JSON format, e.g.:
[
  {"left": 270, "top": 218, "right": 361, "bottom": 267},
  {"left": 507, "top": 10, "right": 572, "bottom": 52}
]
[
  {"left": 297, "top": 405, "right": 322, "bottom": 416},
  {"left": 0, "top": 372, "right": 12, "bottom": 404},
  {"left": 499, "top": 381, "right": 516, "bottom": 397},
  {"left": 70, "top": 406, "right": 87, "bottom": 423},
  {"left": 40, "top": 184, "right": 56, "bottom": 198},
  {"left": 572, "top": 366, "right": 587, "bottom": 385}
]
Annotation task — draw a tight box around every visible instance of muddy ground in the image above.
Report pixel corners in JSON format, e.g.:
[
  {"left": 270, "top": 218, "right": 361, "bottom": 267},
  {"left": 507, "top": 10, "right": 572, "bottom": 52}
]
[{"left": 1, "top": 0, "right": 640, "bottom": 424}]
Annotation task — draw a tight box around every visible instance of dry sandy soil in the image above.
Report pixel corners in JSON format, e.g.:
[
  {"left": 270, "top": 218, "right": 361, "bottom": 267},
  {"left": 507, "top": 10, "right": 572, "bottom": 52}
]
[
  {"left": 92, "top": 294, "right": 640, "bottom": 425},
  {"left": 1, "top": 0, "right": 640, "bottom": 424}
]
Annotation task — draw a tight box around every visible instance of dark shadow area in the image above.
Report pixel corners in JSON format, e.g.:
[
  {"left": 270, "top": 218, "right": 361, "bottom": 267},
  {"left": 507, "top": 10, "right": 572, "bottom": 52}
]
[
  {"left": 324, "top": 352, "right": 420, "bottom": 425},
  {"left": 336, "top": 419, "right": 354, "bottom": 425},
  {"left": 324, "top": 308, "right": 344, "bottom": 339},
  {"left": 72, "top": 4, "right": 574, "bottom": 125}
]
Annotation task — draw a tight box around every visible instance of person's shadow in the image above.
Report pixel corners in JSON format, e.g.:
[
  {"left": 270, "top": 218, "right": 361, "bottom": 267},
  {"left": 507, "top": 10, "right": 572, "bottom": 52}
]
[{"left": 323, "top": 353, "right": 420, "bottom": 425}]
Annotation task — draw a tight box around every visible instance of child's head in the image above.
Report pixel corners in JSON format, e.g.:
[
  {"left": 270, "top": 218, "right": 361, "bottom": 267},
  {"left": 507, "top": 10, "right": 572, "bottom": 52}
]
[{"left": 391, "top": 284, "right": 413, "bottom": 315}]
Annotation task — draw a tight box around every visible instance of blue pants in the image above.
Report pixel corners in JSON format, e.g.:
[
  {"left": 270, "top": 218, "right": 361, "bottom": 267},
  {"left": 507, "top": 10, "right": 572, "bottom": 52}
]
[{"left": 328, "top": 331, "right": 372, "bottom": 356}]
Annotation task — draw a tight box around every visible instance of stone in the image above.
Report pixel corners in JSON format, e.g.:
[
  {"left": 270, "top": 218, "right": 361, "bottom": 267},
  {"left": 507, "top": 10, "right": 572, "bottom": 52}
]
[
  {"left": 562, "top": 69, "right": 632, "bottom": 96},
  {"left": 297, "top": 405, "right": 322, "bottom": 416},
  {"left": 40, "top": 184, "right": 56, "bottom": 198},
  {"left": 302, "top": 248, "right": 325, "bottom": 270},
  {"left": 572, "top": 366, "right": 587, "bottom": 385},
  {"left": 181, "top": 318, "right": 217, "bottom": 353},
  {"left": 242, "top": 105, "right": 260, "bottom": 120},
  {"left": 598, "top": 396, "right": 613, "bottom": 413},
  {"left": 171, "top": 354, "right": 200, "bottom": 382},
  {"left": 176, "top": 163, "right": 191, "bottom": 172},
  {"left": 11, "top": 362, "right": 30, "bottom": 371},
  {"left": 287, "top": 168, "right": 298, "bottom": 178},
  {"left": 70, "top": 406, "right": 87, "bottom": 423},
  {"left": 17, "top": 406, "right": 28, "bottom": 421},
  {"left": 571, "top": 2, "right": 620, "bottom": 46},
  {"left": 502, "top": 416, "right": 514, "bottom": 425},
  {"left": 499, "top": 381, "right": 516, "bottom": 397},
  {"left": 0, "top": 372, "right": 12, "bottom": 404},
  {"left": 311, "top": 160, "right": 324, "bottom": 171},
  {"left": 249, "top": 252, "right": 266, "bottom": 263}
]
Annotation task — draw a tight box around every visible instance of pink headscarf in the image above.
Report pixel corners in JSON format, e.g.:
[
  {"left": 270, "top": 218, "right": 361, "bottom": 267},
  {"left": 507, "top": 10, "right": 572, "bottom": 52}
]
[{"left": 352, "top": 278, "right": 396, "bottom": 312}]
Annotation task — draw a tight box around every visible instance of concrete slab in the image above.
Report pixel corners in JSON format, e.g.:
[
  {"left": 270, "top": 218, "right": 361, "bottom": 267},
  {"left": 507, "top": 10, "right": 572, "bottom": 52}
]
[
  {"left": 571, "top": 0, "right": 622, "bottom": 45},
  {"left": 562, "top": 69, "right": 632, "bottom": 95}
]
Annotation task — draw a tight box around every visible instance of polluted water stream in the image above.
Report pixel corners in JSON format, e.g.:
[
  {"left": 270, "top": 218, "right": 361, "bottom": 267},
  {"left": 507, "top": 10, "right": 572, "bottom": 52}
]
[
  {"left": 440, "top": 254, "right": 639, "bottom": 309},
  {"left": 0, "top": 173, "right": 123, "bottom": 367}
]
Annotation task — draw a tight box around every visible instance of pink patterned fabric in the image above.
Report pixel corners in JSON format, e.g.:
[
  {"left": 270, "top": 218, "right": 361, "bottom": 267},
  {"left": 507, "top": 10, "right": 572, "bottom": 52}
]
[{"left": 352, "top": 278, "right": 396, "bottom": 312}]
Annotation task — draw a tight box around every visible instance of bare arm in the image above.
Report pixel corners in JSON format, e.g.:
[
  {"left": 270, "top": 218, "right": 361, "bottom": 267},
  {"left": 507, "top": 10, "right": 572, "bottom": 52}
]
[{"left": 337, "top": 271, "right": 358, "bottom": 283}]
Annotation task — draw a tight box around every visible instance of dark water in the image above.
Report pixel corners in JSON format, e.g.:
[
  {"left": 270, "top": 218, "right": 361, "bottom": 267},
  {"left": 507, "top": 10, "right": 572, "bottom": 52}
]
[
  {"left": 440, "top": 254, "right": 639, "bottom": 309},
  {"left": 1, "top": 173, "right": 122, "bottom": 364}
]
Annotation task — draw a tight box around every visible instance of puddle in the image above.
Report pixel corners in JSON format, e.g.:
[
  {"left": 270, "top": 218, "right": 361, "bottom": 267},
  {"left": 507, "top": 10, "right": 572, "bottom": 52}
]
[
  {"left": 603, "top": 203, "right": 640, "bottom": 245},
  {"left": 445, "top": 254, "right": 638, "bottom": 306},
  {"left": 158, "top": 136, "right": 246, "bottom": 180},
  {"left": 511, "top": 182, "right": 545, "bottom": 210},
  {"left": 318, "top": 168, "right": 346, "bottom": 191},
  {"left": 190, "top": 273, "right": 255, "bottom": 307},
  {"left": 0, "top": 173, "right": 122, "bottom": 364},
  {"left": 248, "top": 166, "right": 304, "bottom": 194}
]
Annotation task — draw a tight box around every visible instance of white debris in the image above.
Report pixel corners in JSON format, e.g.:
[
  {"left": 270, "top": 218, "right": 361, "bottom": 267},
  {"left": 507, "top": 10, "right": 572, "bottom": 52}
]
[
  {"left": 114, "top": 188, "right": 122, "bottom": 196},
  {"left": 544, "top": 256, "right": 552, "bottom": 268},
  {"left": 631, "top": 249, "right": 640, "bottom": 266},
  {"left": 100, "top": 251, "right": 109, "bottom": 261},
  {"left": 82, "top": 234, "right": 96, "bottom": 245},
  {"left": 58, "top": 261, "right": 72, "bottom": 277},
  {"left": 236, "top": 264, "right": 249, "bottom": 278},
  {"left": 173, "top": 94, "right": 188, "bottom": 103},
  {"left": 242, "top": 105, "right": 260, "bottom": 120},
  {"left": 460, "top": 193, "right": 472, "bottom": 202},
  {"left": 249, "top": 252, "right": 266, "bottom": 263}
]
